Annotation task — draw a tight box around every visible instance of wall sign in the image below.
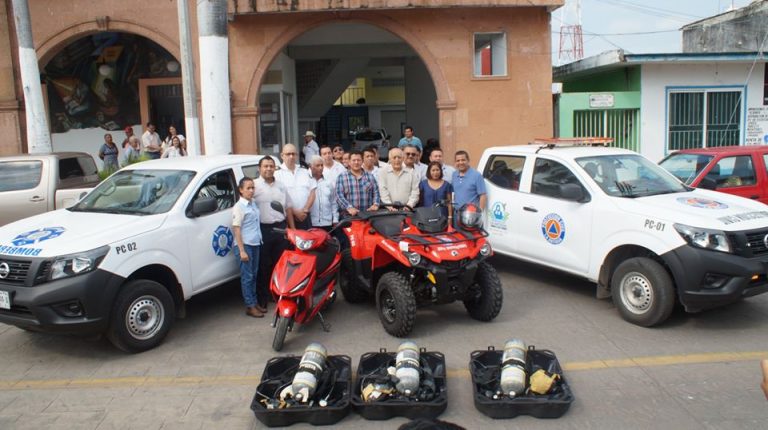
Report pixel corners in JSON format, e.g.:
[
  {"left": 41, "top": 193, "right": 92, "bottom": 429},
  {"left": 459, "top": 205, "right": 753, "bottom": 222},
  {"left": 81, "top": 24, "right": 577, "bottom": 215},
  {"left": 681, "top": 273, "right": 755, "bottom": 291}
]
[
  {"left": 589, "top": 94, "right": 614, "bottom": 108},
  {"left": 746, "top": 107, "right": 768, "bottom": 145}
]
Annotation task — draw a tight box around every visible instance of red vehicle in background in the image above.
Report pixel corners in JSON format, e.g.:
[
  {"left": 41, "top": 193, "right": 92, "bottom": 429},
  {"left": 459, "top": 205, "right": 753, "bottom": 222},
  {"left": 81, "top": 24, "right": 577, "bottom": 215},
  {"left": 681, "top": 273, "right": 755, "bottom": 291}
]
[
  {"left": 339, "top": 203, "right": 503, "bottom": 337},
  {"left": 659, "top": 145, "right": 768, "bottom": 205}
]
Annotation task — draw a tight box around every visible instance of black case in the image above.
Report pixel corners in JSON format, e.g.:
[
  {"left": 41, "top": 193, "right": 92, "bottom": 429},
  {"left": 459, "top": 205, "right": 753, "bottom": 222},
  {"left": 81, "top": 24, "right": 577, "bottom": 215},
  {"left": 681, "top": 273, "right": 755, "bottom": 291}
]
[
  {"left": 351, "top": 348, "right": 448, "bottom": 420},
  {"left": 469, "top": 346, "right": 574, "bottom": 419},
  {"left": 250, "top": 355, "right": 352, "bottom": 427}
]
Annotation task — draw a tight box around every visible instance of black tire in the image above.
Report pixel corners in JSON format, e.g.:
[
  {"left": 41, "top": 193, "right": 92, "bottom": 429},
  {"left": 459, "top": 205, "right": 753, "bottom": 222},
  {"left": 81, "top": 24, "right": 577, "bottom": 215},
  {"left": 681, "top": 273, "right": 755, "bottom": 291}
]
[
  {"left": 107, "top": 279, "right": 175, "bottom": 353},
  {"left": 376, "top": 271, "right": 416, "bottom": 337},
  {"left": 339, "top": 249, "right": 368, "bottom": 303},
  {"left": 272, "top": 316, "right": 290, "bottom": 351},
  {"left": 463, "top": 262, "right": 503, "bottom": 321},
  {"left": 611, "top": 257, "right": 675, "bottom": 327}
]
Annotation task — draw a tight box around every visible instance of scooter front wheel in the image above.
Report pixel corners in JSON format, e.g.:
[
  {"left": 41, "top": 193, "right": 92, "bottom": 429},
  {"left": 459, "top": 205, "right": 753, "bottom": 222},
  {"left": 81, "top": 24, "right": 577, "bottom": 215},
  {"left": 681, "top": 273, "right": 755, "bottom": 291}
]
[{"left": 272, "top": 316, "right": 291, "bottom": 351}]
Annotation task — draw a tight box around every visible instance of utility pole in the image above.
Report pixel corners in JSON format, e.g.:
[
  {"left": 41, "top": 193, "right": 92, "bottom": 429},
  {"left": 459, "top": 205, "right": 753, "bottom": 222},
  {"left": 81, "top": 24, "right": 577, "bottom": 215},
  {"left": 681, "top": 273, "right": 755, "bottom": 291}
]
[
  {"left": 558, "top": 0, "right": 584, "bottom": 64},
  {"left": 11, "top": 0, "right": 51, "bottom": 153},
  {"left": 196, "top": 0, "right": 231, "bottom": 155},
  {"left": 178, "top": 0, "right": 201, "bottom": 156}
]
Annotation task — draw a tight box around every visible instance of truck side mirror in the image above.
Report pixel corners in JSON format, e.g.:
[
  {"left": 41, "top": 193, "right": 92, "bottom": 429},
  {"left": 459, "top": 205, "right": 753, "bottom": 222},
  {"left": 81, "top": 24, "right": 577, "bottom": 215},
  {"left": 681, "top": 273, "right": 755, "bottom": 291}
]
[
  {"left": 698, "top": 177, "right": 717, "bottom": 190},
  {"left": 188, "top": 197, "right": 217, "bottom": 217},
  {"left": 560, "top": 183, "right": 589, "bottom": 203}
]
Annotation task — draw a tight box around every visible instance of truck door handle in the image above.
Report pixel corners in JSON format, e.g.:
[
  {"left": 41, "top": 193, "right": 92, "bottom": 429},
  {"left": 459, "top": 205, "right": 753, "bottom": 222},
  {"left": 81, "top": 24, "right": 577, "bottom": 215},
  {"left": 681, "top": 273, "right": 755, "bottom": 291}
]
[
  {"left": 523, "top": 206, "right": 538, "bottom": 213},
  {"left": 29, "top": 196, "right": 45, "bottom": 202}
]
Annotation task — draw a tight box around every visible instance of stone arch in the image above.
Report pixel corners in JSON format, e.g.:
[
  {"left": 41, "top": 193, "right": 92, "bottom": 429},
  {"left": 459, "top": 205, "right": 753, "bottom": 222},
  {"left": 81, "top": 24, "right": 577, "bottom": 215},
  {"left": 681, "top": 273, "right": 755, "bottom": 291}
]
[
  {"left": 36, "top": 19, "right": 180, "bottom": 66},
  {"left": 245, "top": 14, "right": 454, "bottom": 110}
]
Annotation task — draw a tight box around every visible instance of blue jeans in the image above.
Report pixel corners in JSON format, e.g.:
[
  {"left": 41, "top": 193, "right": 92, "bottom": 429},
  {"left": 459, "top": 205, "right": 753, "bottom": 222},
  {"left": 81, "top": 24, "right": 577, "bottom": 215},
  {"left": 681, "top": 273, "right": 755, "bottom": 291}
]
[{"left": 234, "top": 244, "right": 261, "bottom": 307}]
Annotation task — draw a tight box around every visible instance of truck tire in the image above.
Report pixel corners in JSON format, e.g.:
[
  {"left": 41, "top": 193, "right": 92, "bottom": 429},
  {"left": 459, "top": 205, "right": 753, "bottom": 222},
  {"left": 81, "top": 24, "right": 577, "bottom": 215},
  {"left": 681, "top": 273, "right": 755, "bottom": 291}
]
[
  {"left": 376, "top": 271, "right": 416, "bottom": 337},
  {"left": 339, "top": 249, "right": 368, "bottom": 303},
  {"left": 272, "top": 316, "right": 290, "bottom": 352},
  {"left": 464, "top": 262, "right": 504, "bottom": 321},
  {"left": 107, "top": 279, "right": 175, "bottom": 353},
  {"left": 611, "top": 257, "right": 675, "bottom": 327}
]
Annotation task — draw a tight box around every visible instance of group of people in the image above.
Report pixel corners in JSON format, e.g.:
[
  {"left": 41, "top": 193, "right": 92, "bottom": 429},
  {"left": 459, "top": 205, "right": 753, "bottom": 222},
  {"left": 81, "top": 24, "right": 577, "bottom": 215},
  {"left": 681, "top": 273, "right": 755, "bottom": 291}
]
[
  {"left": 232, "top": 128, "right": 487, "bottom": 318},
  {"left": 98, "top": 122, "right": 187, "bottom": 171}
]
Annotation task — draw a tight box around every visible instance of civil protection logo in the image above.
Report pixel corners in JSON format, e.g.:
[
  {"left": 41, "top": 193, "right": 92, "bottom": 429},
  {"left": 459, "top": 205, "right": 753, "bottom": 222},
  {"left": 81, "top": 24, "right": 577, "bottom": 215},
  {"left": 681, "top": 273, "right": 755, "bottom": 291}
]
[
  {"left": 11, "top": 227, "right": 66, "bottom": 246},
  {"left": 212, "top": 226, "right": 234, "bottom": 257},
  {"left": 676, "top": 197, "right": 728, "bottom": 210},
  {"left": 541, "top": 213, "right": 566, "bottom": 245}
]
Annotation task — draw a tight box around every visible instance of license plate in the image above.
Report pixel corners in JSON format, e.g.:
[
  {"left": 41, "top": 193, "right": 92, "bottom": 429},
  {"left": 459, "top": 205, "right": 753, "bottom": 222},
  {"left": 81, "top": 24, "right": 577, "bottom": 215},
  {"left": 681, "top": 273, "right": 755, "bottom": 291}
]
[{"left": 0, "top": 291, "right": 9, "bottom": 310}]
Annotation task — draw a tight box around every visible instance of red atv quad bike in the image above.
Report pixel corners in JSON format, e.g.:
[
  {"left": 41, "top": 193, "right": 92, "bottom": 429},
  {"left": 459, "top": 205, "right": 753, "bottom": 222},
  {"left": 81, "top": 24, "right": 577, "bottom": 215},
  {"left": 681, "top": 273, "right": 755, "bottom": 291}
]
[{"left": 339, "top": 203, "right": 503, "bottom": 337}]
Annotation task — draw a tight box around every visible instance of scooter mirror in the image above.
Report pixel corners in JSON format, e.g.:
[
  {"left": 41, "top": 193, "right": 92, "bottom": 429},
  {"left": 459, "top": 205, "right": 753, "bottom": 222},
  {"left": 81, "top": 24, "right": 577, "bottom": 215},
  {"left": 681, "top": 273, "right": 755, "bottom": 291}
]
[{"left": 270, "top": 201, "right": 285, "bottom": 215}]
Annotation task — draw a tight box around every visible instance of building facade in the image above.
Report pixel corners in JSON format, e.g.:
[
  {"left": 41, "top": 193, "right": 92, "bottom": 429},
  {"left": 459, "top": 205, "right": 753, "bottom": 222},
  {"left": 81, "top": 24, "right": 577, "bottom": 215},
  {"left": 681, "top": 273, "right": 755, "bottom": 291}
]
[{"left": 0, "top": 0, "right": 563, "bottom": 167}]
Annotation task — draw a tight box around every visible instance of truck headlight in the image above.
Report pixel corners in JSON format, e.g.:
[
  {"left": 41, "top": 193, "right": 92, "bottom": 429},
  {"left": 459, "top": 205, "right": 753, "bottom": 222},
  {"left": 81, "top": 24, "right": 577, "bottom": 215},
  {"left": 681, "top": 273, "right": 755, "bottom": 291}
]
[
  {"left": 674, "top": 224, "right": 732, "bottom": 254},
  {"left": 49, "top": 246, "right": 110, "bottom": 281}
]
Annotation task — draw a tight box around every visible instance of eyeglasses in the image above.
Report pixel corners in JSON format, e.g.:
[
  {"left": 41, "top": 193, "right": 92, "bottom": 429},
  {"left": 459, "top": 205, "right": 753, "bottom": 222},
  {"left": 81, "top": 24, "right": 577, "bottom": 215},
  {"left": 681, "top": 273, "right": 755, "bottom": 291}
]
[{"left": 405, "top": 153, "right": 418, "bottom": 157}]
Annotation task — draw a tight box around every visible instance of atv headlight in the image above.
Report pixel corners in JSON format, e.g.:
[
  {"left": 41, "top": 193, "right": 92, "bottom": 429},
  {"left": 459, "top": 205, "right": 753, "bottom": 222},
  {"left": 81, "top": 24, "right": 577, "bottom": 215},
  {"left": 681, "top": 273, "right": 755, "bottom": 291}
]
[
  {"left": 405, "top": 252, "right": 421, "bottom": 266},
  {"left": 49, "top": 246, "right": 110, "bottom": 281},
  {"left": 295, "top": 237, "right": 315, "bottom": 251},
  {"left": 479, "top": 243, "right": 492, "bottom": 257},
  {"left": 674, "top": 224, "right": 732, "bottom": 254}
]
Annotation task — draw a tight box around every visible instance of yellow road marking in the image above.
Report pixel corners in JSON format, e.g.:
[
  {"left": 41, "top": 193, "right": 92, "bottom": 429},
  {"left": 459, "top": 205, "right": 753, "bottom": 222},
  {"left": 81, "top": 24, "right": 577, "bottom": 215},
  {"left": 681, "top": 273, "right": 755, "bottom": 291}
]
[{"left": 1, "top": 351, "right": 766, "bottom": 390}]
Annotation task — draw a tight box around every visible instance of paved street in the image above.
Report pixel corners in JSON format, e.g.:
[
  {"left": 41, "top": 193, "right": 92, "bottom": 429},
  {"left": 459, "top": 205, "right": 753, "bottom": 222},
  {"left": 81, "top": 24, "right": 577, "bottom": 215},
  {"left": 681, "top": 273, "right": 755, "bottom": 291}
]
[{"left": 0, "top": 254, "right": 767, "bottom": 429}]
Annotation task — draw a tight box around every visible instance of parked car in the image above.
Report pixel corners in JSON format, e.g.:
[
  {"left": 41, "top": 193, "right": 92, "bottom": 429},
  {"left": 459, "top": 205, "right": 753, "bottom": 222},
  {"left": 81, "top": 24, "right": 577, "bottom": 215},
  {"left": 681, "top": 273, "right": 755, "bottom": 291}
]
[
  {"left": 0, "top": 155, "right": 263, "bottom": 352},
  {"left": 659, "top": 145, "right": 768, "bottom": 205},
  {"left": 0, "top": 152, "right": 100, "bottom": 226},
  {"left": 479, "top": 140, "right": 768, "bottom": 327},
  {"left": 351, "top": 128, "right": 390, "bottom": 160}
]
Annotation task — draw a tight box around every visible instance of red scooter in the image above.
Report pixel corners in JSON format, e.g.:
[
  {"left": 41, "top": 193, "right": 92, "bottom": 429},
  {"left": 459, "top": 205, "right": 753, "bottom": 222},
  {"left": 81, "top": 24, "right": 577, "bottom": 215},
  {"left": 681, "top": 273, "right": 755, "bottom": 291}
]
[{"left": 269, "top": 202, "right": 342, "bottom": 351}]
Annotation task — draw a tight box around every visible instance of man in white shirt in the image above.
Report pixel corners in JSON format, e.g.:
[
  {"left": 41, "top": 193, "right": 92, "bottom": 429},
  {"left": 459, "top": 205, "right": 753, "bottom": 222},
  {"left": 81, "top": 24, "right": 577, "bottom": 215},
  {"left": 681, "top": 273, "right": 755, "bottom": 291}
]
[
  {"left": 275, "top": 143, "right": 316, "bottom": 229},
  {"left": 429, "top": 148, "right": 456, "bottom": 183},
  {"left": 302, "top": 131, "right": 320, "bottom": 164},
  {"left": 403, "top": 144, "right": 427, "bottom": 182},
  {"left": 320, "top": 145, "right": 346, "bottom": 184},
  {"left": 378, "top": 147, "right": 420, "bottom": 209},
  {"left": 141, "top": 122, "right": 162, "bottom": 159},
  {"left": 308, "top": 156, "right": 337, "bottom": 230},
  {"left": 362, "top": 146, "right": 380, "bottom": 178}
]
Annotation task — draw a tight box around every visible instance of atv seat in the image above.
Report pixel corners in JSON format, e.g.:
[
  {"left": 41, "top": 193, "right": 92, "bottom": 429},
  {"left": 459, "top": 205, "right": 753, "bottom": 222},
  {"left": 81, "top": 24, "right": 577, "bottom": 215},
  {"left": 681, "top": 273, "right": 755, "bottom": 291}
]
[{"left": 370, "top": 215, "right": 406, "bottom": 237}]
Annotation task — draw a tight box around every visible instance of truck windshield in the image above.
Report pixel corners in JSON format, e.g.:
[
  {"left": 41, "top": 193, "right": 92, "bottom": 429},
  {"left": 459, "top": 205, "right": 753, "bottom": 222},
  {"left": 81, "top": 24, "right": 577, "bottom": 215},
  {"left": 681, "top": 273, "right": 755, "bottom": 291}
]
[
  {"left": 576, "top": 154, "right": 689, "bottom": 198},
  {"left": 70, "top": 169, "right": 196, "bottom": 215},
  {"left": 658, "top": 153, "right": 714, "bottom": 185}
]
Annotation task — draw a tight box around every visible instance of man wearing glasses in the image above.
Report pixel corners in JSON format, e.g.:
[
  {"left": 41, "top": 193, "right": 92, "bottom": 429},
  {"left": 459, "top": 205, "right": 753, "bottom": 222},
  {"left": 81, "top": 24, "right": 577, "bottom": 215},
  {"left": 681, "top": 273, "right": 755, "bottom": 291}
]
[
  {"left": 275, "top": 143, "right": 316, "bottom": 229},
  {"left": 403, "top": 144, "right": 427, "bottom": 182}
]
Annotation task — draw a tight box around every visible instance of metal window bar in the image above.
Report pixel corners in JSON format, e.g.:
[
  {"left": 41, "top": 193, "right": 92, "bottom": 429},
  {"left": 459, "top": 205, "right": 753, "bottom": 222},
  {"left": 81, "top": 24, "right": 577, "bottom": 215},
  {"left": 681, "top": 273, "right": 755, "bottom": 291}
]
[
  {"left": 707, "top": 91, "right": 741, "bottom": 147},
  {"left": 573, "top": 109, "right": 639, "bottom": 152},
  {"left": 667, "top": 91, "right": 741, "bottom": 151}
]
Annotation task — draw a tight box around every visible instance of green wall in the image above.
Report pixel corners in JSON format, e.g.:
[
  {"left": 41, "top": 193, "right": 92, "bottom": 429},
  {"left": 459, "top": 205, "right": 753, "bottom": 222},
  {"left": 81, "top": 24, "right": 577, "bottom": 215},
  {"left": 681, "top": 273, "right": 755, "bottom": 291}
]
[
  {"left": 558, "top": 91, "right": 641, "bottom": 137},
  {"left": 562, "top": 66, "right": 641, "bottom": 92}
]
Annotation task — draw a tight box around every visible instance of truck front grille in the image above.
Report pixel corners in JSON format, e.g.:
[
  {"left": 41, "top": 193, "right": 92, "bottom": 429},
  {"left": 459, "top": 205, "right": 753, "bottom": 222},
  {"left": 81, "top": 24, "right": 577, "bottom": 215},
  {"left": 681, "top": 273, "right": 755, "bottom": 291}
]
[
  {"left": 0, "top": 259, "right": 31, "bottom": 284},
  {"left": 745, "top": 230, "right": 768, "bottom": 257}
]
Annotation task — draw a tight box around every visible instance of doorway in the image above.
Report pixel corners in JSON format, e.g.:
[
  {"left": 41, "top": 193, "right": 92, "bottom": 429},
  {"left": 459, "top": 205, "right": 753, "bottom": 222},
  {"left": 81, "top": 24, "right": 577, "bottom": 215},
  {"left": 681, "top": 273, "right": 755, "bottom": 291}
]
[{"left": 139, "top": 77, "right": 185, "bottom": 138}]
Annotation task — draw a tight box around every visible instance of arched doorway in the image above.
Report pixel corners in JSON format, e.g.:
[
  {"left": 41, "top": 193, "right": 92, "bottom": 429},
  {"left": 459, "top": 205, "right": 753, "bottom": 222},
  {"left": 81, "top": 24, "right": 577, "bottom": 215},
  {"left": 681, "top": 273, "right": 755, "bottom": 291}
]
[
  {"left": 255, "top": 22, "right": 440, "bottom": 161},
  {"left": 42, "top": 32, "right": 182, "bottom": 167}
]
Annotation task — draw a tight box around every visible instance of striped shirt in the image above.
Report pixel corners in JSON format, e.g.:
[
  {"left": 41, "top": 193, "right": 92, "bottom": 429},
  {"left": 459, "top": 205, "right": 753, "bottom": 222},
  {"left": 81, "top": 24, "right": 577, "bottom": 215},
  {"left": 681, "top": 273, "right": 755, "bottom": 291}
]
[{"left": 335, "top": 170, "right": 380, "bottom": 213}]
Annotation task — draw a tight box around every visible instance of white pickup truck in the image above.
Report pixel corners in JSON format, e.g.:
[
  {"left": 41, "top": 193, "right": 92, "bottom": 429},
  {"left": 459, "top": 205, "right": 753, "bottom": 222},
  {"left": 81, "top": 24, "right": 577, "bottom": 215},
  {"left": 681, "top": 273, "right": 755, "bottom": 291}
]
[
  {"left": 0, "top": 155, "right": 263, "bottom": 352},
  {"left": 0, "top": 152, "right": 100, "bottom": 226},
  {"left": 478, "top": 142, "right": 768, "bottom": 326}
]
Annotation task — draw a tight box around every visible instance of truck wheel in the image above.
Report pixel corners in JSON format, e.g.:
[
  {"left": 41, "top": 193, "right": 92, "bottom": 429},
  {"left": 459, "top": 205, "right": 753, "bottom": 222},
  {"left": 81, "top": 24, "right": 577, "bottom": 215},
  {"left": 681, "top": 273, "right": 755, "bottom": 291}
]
[
  {"left": 611, "top": 257, "right": 675, "bottom": 327},
  {"left": 107, "top": 280, "right": 175, "bottom": 353},
  {"left": 376, "top": 271, "right": 416, "bottom": 337},
  {"left": 464, "top": 262, "right": 504, "bottom": 321},
  {"left": 272, "top": 316, "right": 290, "bottom": 351},
  {"left": 339, "top": 249, "right": 368, "bottom": 303}
]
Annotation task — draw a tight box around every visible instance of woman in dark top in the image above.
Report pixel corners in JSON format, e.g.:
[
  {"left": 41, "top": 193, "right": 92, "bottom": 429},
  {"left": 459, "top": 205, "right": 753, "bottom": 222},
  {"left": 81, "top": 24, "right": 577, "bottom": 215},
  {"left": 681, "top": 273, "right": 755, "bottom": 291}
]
[{"left": 419, "top": 161, "right": 453, "bottom": 219}]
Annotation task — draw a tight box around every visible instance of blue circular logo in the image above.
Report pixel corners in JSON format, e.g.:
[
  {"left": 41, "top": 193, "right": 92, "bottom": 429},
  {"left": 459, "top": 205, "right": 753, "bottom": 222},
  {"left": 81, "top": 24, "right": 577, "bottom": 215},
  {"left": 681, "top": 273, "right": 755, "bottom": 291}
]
[
  {"left": 12, "top": 227, "right": 66, "bottom": 246},
  {"left": 676, "top": 197, "right": 728, "bottom": 210},
  {"left": 541, "top": 214, "right": 566, "bottom": 245},
  {"left": 212, "top": 226, "right": 234, "bottom": 257}
]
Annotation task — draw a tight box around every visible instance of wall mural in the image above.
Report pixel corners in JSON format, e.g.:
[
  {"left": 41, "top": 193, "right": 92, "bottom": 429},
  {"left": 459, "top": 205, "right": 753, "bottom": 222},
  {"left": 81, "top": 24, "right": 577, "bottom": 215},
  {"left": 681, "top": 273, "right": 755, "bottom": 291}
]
[{"left": 44, "top": 33, "right": 180, "bottom": 133}]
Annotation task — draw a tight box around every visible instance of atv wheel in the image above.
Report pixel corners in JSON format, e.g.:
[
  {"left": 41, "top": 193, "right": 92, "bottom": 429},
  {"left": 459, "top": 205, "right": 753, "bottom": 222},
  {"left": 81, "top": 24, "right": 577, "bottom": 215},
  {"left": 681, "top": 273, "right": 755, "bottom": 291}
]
[
  {"left": 272, "top": 316, "right": 290, "bottom": 351},
  {"left": 376, "top": 271, "right": 416, "bottom": 337},
  {"left": 464, "top": 262, "right": 503, "bottom": 322},
  {"left": 339, "top": 249, "right": 368, "bottom": 303},
  {"left": 611, "top": 257, "right": 674, "bottom": 327}
]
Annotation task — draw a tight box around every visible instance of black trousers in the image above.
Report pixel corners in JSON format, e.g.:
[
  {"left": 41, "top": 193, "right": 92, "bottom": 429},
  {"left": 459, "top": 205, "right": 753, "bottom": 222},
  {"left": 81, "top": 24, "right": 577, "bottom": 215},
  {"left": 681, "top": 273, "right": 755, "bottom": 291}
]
[{"left": 259, "top": 221, "right": 288, "bottom": 304}]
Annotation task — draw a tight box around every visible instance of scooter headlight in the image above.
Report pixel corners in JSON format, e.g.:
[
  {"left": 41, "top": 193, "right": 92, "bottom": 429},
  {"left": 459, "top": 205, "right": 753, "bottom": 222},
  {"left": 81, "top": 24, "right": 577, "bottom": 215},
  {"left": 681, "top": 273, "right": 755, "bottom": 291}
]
[
  {"left": 479, "top": 243, "right": 492, "bottom": 256},
  {"left": 295, "top": 237, "right": 315, "bottom": 251},
  {"left": 405, "top": 252, "right": 421, "bottom": 266}
]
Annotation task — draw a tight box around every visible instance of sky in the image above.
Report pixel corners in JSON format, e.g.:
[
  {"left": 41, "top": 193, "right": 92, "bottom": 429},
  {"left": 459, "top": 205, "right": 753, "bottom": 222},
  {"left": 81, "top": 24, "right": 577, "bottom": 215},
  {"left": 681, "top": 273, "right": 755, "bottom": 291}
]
[{"left": 551, "top": 0, "right": 755, "bottom": 64}]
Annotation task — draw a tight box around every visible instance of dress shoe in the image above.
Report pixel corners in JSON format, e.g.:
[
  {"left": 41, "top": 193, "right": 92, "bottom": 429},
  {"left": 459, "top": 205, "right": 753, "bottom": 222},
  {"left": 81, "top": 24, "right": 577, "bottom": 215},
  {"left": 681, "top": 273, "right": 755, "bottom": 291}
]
[
  {"left": 255, "top": 304, "right": 267, "bottom": 313},
  {"left": 245, "top": 307, "right": 264, "bottom": 318}
]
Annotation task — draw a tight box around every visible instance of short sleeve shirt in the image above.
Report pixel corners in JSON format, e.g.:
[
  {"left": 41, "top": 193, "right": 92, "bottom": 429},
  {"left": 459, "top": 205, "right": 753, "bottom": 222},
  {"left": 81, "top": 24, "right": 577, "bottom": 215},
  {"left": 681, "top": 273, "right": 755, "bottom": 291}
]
[
  {"left": 275, "top": 164, "right": 316, "bottom": 209},
  {"left": 232, "top": 197, "right": 262, "bottom": 246},
  {"left": 253, "top": 177, "right": 290, "bottom": 224},
  {"left": 452, "top": 167, "right": 487, "bottom": 208}
]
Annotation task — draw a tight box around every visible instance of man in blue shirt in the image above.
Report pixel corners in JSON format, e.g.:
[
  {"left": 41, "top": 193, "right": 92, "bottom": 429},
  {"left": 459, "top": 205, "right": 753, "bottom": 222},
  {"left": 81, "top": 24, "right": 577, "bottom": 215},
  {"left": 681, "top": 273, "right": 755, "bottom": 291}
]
[
  {"left": 452, "top": 150, "right": 487, "bottom": 210},
  {"left": 397, "top": 126, "right": 423, "bottom": 152}
]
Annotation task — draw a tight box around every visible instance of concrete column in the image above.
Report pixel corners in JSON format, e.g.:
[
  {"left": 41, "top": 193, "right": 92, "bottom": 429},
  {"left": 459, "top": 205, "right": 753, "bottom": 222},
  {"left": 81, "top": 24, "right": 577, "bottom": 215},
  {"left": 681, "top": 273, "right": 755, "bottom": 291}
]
[
  {"left": 196, "top": 0, "right": 231, "bottom": 155},
  {"left": 11, "top": 0, "right": 51, "bottom": 153},
  {"left": 404, "top": 57, "right": 438, "bottom": 144},
  {"left": 178, "top": 0, "right": 201, "bottom": 156}
]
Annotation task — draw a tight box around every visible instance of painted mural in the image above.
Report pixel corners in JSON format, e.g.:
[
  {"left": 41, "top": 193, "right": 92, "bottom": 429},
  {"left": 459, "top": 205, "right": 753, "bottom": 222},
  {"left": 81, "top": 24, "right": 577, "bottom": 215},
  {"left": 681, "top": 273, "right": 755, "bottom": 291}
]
[{"left": 44, "top": 33, "right": 179, "bottom": 133}]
